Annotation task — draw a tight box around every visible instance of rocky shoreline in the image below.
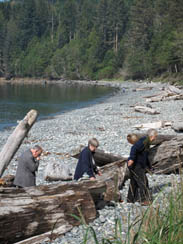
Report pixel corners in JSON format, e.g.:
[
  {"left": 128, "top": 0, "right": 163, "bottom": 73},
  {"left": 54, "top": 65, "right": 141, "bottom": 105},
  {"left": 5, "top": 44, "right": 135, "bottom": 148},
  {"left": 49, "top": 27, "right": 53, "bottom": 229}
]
[{"left": 0, "top": 80, "right": 182, "bottom": 243}]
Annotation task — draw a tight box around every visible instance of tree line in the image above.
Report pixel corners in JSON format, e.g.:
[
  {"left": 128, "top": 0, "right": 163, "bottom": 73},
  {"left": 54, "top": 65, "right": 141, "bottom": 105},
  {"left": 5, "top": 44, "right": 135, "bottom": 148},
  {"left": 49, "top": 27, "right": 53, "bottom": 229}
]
[{"left": 0, "top": 0, "right": 183, "bottom": 81}]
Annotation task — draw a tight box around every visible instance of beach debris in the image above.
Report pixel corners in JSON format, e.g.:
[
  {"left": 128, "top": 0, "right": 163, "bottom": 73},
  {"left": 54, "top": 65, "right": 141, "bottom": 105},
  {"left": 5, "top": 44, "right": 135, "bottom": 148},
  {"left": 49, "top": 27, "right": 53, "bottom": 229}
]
[
  {"left": 144, "top": 85, "right": 183, "bottom": 102},
  {"left": 44, "top": 162, "right": 73, "bottom": 181},
  {"left": 134, "top": 105, "right": 160, "bottom": 115},
  {"left": 133, "top": 120, "right": 172, "bottom": 130}
]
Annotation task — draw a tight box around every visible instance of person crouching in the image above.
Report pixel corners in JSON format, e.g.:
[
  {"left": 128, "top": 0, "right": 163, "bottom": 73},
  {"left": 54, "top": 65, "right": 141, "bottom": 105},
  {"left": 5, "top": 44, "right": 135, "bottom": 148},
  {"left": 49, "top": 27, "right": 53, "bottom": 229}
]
[{"left": 74, "top": 138, "right": 101, "bottom": 181}]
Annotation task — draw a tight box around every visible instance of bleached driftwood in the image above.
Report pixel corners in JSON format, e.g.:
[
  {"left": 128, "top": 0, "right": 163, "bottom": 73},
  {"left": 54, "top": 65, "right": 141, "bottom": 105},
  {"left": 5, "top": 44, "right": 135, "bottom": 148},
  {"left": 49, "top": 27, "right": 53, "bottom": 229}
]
[
  {"left": 0, "top": 110, "right": 38, "bottom": 177},
  {"left": 133, "top": 87, "right": 153, "bottom": 92},
  {"left": 44, "top": 162, "right": 73, "bottom": 181},
  {"left": 133, "top": 121, "right": 172, "bottom": 130},
  {"left": 165, "top": 85, "right": 182, "bottom": 95},
  {"left": 134, "top": 106, "right": 160, "bottom": 115},
  {"left": 145, "top": 85, "right": 183, "bottom": 103}
]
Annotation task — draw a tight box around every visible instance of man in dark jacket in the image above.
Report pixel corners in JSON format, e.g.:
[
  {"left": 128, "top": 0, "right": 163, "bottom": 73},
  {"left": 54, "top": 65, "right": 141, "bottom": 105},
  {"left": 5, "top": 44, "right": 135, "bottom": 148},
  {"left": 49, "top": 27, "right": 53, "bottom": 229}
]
[
  {"left": 13, "top": 145, "right": 43, "bottom": 188},
  {"left": 74, "top": 138, "right": 101, "bottom": 181},
  {"left": 127, "top": 129, "right": 157, "bottom": 205}
]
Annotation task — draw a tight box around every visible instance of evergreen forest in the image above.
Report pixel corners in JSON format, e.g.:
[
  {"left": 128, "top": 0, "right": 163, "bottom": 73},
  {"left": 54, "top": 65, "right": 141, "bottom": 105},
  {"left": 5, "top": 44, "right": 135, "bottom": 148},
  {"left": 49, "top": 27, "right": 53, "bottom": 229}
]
[{"left": 0, "top": 0, "right": 183, "bottom": 81}]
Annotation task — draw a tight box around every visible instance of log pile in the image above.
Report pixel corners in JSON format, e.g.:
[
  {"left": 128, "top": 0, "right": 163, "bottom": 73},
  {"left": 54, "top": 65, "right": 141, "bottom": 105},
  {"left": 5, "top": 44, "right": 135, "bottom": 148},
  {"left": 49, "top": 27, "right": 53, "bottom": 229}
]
[
  {"left": 0, "top": 159, "right": 127, "bottom": 244},
  {"left": 145, "top": 85, "right": 183, "bottom": 103}
]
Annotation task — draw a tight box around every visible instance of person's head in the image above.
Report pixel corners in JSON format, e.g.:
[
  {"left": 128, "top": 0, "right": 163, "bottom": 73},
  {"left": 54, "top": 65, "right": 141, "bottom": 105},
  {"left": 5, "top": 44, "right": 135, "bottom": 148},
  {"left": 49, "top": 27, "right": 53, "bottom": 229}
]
[
  {"left": 31, "top": 145, "right": 43, "bottom": 158},
  {"left": 88, "top": 138, "right": 99, "bottom": 152},
  {"left": 127, "top": 134, "right": 139, "bottom": 145},
  {"left": 147, "top": 128, "right": 158, "bottom": 142}
]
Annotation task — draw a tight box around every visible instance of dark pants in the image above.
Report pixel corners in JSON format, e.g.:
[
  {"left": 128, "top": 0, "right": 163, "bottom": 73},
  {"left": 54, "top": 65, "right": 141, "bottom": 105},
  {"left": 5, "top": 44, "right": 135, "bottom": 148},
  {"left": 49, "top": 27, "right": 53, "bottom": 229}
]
[{"left": 127, "top": 165, "right": 151, "bottom": 203}]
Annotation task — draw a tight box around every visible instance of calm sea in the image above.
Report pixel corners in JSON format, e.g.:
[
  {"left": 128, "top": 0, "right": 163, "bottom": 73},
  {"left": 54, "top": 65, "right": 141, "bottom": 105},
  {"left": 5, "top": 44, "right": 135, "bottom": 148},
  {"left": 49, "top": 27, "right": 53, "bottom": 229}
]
[{"left": 0, "top": 82, "right": 114, "bottom": 131}]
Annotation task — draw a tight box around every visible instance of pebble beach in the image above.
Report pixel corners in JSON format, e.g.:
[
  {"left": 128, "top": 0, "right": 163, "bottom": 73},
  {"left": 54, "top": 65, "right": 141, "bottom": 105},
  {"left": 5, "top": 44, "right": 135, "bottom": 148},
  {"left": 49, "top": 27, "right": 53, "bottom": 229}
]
[{"left": 0, "top": 80, "right": 183, "bottom": 243}]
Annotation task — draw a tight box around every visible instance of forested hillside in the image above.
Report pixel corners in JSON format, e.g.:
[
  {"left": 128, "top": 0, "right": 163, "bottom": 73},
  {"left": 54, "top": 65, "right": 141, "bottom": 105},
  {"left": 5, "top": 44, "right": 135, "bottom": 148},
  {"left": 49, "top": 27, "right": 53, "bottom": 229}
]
[{"left": 0, "top": 0, "right": 183, "bottom": 81}]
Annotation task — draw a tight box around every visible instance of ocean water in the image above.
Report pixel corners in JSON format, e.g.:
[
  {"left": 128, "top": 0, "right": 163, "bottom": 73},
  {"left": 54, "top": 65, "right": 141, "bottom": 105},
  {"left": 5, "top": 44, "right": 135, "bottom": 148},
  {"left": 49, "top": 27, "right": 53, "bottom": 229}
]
[{"left": 0, "top": 82, "right": 114, "bottom": 130}]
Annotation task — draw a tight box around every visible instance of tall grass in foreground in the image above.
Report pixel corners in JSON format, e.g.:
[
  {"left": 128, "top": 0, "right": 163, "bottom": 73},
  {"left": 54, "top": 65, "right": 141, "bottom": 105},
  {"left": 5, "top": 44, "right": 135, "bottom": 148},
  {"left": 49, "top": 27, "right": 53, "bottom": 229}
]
[{"left": 78, "top": 175, "right": 183, "bottom": 244}]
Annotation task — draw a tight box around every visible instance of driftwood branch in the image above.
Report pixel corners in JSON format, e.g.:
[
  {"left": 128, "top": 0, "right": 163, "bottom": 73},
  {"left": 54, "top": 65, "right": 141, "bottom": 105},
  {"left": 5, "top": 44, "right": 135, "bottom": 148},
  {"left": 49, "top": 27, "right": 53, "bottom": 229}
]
[{"left": 0, "top": 110, "right": 38, "bottom": 177}]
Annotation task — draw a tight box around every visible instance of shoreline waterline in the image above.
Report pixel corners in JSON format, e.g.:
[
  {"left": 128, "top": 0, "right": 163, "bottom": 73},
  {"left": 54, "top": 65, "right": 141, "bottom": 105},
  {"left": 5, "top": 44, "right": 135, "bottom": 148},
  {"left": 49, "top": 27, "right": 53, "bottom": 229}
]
[{"left": 0, "top": 79, "right": 119, "bottom": 131}]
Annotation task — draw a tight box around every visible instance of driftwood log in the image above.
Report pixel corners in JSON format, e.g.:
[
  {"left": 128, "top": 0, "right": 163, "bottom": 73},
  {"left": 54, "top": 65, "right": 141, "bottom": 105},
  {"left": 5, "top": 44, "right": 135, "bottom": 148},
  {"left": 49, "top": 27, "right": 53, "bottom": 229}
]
[
  {"left": 145, "top": 85, "right": 183, "bottom": 103},
  {"left": 149, "top": 135, "right": 183, "bottom": 174},
  {"left": 133, "top": 120, "right": 172, "bottom": 130},
  {"left": 0, "top": 110, "right": 38, "bottom": 177},
  {"left": 134, "top": 105, "right": 160, "bottom": 115},
  {"left": 132, "top": 133, "right": 176, "bottom": 145},
  {"left": 0, "top": 159, "right": 127, "bottom": 244},
  {"left": 71, "top": 146, "right": 125, "bottom": 167}
]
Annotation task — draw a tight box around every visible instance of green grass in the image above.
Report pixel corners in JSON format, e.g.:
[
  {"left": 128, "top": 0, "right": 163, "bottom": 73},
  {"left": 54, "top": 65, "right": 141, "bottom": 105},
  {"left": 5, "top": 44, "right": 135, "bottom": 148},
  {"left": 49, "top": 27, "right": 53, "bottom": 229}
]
[{"left": 77, "top": 175, "right": 183, "bottom": 244}]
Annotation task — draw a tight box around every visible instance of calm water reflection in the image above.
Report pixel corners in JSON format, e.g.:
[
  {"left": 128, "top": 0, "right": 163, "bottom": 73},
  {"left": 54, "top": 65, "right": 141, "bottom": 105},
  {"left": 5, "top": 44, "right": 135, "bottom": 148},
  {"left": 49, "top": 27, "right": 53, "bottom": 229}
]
[{"left": 0, "top": 83, "right": 114, "bottom": 130}]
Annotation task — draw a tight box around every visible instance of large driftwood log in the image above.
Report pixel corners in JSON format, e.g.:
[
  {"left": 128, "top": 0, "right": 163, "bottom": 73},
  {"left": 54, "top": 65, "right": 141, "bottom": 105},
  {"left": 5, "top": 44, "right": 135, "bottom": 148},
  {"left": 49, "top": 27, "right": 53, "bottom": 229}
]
[
  {"left": 0, "top": 184, "right": 96, "bottom": 244},
  {"left": 149, "top": 135, "right": 183, "bottom": 174},
  {"left": 0, "top": 159, "right": 127, "bottom": 244},
  {"left": 71, "top": 146, "right": 125, "bottom": 167},
  {"left": 0, "top": 110, "right": 38, "bottom": 177},
  {"left": 132, "top": 133, "right": 176, "bottom": 145}
]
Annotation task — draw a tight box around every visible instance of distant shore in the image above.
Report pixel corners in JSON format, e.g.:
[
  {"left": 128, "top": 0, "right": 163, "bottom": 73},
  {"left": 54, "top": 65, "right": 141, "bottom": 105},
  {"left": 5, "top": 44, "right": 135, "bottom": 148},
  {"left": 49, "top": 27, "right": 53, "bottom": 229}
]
[{"left": 0, "top": 77, "right": 118, "bottom": 86}]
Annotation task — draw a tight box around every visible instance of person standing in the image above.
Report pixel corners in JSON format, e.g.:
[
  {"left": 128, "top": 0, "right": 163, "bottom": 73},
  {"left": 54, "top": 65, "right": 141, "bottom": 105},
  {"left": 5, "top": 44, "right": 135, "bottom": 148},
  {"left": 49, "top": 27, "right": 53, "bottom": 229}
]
[
  {"left": 127, "top": 129, "right": 158, "bottom": 205},
  {"left": 74, "top": 138, "right": 101, "bottom": 181},
  {"left": 13, "top": 145, "right": 43, "bottom": 188}
]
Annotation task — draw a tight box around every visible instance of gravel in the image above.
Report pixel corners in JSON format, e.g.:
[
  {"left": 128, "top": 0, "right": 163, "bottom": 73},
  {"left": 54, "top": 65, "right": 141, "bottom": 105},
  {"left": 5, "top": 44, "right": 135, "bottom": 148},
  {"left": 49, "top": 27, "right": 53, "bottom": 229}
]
[{"left": 0, "top": 80, "right": 182, "bottom": 243}]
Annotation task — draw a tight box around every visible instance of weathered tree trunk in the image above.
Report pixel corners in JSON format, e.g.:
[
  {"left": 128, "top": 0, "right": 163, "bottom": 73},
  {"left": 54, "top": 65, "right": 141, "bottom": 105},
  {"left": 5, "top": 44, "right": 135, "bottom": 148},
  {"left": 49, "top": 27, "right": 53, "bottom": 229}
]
[
  {"left": 132, "top": 133, "right": 176, "bottom": 145},
  {"left": 149, "top": 135, "right": 183, "bottom": 174},
  {"left": 0, "top": 159, "right": 127, "bottom": 244},
  {"left": 0, "top": 184, "right": 96, "bottom": 244},
  {"left": 0, "top": 110, "right": 38, "bottom": 177},
  {"left": 71, "top": 146, "right": 125, "bottom": 167}
]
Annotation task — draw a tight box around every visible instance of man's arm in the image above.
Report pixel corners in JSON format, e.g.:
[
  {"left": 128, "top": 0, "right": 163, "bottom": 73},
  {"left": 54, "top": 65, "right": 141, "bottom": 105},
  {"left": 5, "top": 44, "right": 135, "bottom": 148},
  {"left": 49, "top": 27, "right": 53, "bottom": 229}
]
[{"left": 25, "top": 153, "right": 39, "bottom": 173}]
